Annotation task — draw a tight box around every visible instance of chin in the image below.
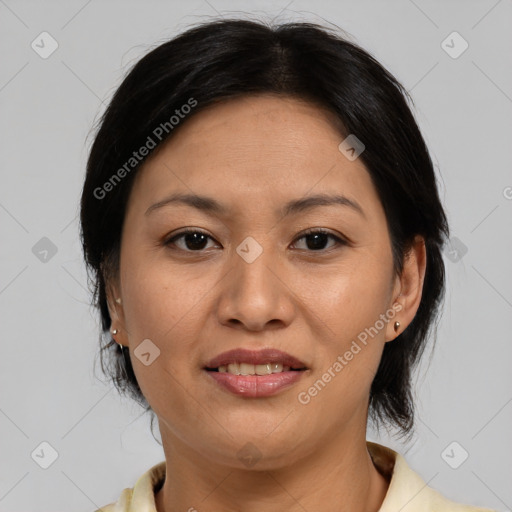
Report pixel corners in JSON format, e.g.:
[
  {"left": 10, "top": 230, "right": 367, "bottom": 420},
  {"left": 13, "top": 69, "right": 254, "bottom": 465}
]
[{"left": 199, "top": 428, "right": 308, "bottom": 469}]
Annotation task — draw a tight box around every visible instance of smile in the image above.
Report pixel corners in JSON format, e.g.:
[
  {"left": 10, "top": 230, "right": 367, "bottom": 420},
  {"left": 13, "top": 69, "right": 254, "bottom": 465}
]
[{"left": 209, "top": 362, "right": 306, "bottom": 375}]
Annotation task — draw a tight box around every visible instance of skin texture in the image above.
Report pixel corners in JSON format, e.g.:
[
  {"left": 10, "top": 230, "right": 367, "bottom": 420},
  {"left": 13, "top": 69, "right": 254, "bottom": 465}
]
[{"left": 107, "top": 94, "right": 426, "bottom": 512}]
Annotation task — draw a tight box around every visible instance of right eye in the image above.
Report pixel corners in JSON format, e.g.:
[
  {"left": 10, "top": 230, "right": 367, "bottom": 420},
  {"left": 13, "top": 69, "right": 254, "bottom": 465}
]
[{"left": 164, "top": 229, "right": 220, "bottom": 252}]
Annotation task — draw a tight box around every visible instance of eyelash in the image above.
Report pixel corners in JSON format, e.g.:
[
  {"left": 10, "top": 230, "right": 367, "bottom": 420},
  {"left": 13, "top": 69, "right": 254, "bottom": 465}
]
[{"left": 164, "top": 228, "right": 348, "bottom": 253}]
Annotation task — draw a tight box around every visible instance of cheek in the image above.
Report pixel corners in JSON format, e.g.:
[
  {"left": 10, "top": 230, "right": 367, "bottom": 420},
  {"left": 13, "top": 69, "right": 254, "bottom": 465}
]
[
  {"left": 306, "top": 255, "right": 393, "bottom": 339},
  {"left": 118, "top": 251, "right": 212, "bottom": 402},
  {"left": 120, "top": 246, "right": 216, "bottom": 340},
  {"left": 296, "top": 283, "right": 389, "bottom": 422},
  {"left": 300, "top": 256, "right": 393, "bottom": 402}
]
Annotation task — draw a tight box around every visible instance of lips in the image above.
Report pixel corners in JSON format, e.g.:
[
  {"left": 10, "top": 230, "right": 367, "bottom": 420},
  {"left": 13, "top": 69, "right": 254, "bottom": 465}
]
[
  {"left": 204, "top": 348, "right": 308, "bottom": 370},
  {"left": 204, "top": 348, "right": 309, "bottom": 398}
]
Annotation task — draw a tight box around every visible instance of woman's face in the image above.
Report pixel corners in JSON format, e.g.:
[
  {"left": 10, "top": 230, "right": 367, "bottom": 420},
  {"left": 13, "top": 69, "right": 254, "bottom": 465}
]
[{"left": 110, "top": 94, "right": 408, "bottom": 469}]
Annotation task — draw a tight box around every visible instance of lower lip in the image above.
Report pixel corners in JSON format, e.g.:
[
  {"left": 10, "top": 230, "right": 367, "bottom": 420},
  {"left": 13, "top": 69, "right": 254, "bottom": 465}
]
[{"left": 205, "top": 370, "right": 306, "bottom": 397}]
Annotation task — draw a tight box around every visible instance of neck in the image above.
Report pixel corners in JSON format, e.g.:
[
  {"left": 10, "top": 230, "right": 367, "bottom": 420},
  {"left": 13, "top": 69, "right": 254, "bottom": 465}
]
[{"left": 155, "top": 427, "right": 389, "bottom": 512}]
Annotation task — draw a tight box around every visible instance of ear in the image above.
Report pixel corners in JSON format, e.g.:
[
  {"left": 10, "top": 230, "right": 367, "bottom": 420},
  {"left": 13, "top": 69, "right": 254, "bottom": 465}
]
[
  {"left": 385, "top": 235, "right": 427, "bottom": 342},
  {"left": 105, "top": 277, "right": 129, "bottom": 348}
]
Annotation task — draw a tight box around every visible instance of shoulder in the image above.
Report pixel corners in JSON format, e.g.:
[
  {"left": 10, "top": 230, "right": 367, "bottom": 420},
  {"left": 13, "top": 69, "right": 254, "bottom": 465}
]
[
  {"left": 94, "top": 461, "right": 166, "bottom": 512},
  {"left": 367, "top": 442, "right": 496, "bottom": 512}
]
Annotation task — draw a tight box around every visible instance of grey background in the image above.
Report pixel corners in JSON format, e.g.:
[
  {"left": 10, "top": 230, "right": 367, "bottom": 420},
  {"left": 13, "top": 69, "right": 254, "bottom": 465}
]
[{"left": 1, "top": 0, "right": 511, "bottom": 511}]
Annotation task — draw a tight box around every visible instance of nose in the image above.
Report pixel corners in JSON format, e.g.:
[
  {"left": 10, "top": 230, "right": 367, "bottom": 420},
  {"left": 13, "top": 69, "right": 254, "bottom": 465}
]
[{"left": 216, "top": 241, "right": 296, "bottom": 332}]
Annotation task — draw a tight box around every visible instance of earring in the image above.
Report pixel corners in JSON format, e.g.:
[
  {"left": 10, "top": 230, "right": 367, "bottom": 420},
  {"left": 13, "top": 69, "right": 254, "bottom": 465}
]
[
  {"left": 115, "top": 298, "right": 122, "bottom": 304},
  {"left": 111, "top": 329, "right": 126, "bottom": 350},
  {"left": 394, "top": 321, "right": 400, "bottom": 333}
]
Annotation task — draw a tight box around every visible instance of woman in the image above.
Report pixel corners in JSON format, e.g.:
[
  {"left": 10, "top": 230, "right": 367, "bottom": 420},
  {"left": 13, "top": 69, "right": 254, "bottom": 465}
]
[{"left": 81, "top": 18, "right": 494, "bottom": 512}]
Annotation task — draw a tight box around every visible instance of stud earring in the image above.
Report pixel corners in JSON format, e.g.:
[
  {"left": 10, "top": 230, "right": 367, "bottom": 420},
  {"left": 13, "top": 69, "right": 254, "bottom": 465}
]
[
  {"left": 115, "top": 298, "right": 122, "bottom": 304},
  {"left": 394, "top": 321, "right": 400, "bottom": 333},
  {"left": 111, "top": 329, "right": 125, "bottom": 350}
]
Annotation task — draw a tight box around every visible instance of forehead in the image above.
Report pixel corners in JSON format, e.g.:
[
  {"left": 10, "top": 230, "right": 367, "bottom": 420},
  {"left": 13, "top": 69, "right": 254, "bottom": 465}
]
[
  {"left": 128, "top": 94, "right": 382, "bottom": 221},
  {"left": 164, "top": 94, "right": 347, "bottom": 160}
]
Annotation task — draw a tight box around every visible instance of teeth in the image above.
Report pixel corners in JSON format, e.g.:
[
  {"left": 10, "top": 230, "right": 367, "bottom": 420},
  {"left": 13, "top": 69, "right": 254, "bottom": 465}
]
[
  {"left": 256, "top": 363, "right": 272, "bottom": 375},
  {"left": 217, "top": 363, "right": 292, "bottom": 375},
  {"left": 228, "top": 363, "right": 240, "bottom": 375},
  {"left": 240, "top": 362, "right": 254, "bottom": 375}
]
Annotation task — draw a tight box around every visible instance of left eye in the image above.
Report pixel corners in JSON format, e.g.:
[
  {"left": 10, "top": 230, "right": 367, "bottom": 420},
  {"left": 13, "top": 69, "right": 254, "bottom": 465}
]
[
  {"left": 292, "top": 229, "right": 346, "bottom": 251},
  {"left": 164, "top": 229, "right": 346, "bottom": 252}
]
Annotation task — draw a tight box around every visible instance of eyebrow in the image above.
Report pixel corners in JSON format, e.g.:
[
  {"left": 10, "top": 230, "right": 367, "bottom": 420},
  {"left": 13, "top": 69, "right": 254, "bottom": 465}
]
[{"left": 145, "top": 192, "right": 365, "bottom": 219}]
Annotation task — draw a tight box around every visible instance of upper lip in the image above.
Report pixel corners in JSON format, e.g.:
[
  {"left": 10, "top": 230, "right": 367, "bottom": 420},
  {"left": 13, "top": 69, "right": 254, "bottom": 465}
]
[{"left": 204, "top": 348, "right": 308, "bottom": 369}]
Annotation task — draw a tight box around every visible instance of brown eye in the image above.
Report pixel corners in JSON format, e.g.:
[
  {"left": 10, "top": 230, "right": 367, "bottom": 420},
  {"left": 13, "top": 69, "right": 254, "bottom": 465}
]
[
  {"left": 165, "top": 229, "right": 217, "bottom": 252},
  {"left": 292, "top": 229, "right": 346, "bottom": 251}
]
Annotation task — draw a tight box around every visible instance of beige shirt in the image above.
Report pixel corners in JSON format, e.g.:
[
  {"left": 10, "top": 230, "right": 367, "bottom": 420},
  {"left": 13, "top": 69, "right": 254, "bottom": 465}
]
[{"left": 96, "top": 442, "right": 495, "bottom": 511}]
